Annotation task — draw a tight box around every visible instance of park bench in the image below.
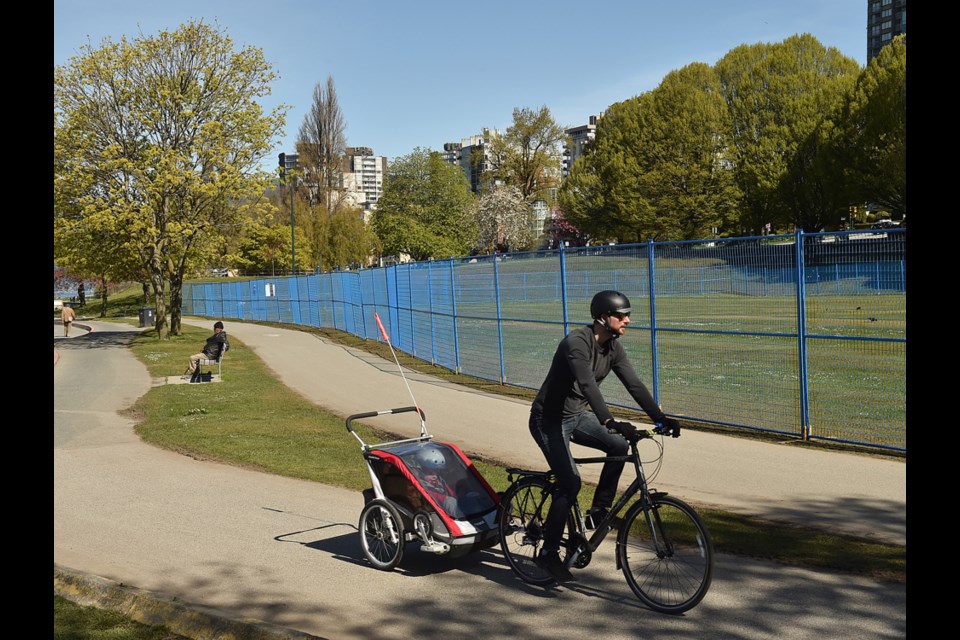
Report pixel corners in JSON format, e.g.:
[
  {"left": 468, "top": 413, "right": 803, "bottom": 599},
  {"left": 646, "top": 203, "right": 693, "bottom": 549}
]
[{"left": 191, "top": 349, "right": 227, "bottom": 383}]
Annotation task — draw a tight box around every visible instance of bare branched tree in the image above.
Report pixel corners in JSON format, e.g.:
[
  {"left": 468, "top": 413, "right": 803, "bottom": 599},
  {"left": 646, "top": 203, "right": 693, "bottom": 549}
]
[{"left": 297, "top": 75, "right": 347, "bottom": 212}]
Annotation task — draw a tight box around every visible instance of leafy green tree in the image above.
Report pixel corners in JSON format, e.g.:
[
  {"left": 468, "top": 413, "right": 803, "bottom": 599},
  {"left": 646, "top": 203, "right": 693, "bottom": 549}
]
[
  {"left": 560, "top": 64, "right": 738, "bottom": 242},
  {"left": 471, "top": 185, "right": 534, "bottom": 253},
  {"left": 634, "top": 63, "right": 740, "bottom": 239},
  {"left": 488, "top": 106, "right": 567, "bottom": 203},
  {"left": 371, "top": 148, "right": 477, "bottom": 261},
  {"left": 779, "top": 118, "right": 851, "bottom": 232},
  {"left": 54, "top": 112, "right": 145, "bottom": 316},
  {"left": 834, "top": 34, "right": 906, "bottom": 218},
  {"left": 305, "top": 202, "right": 381, "bottom": 271},
  {"left": 235, "top": 221, "right": 299, "bottom": 276},
  {"left": 559, "top": 96, "right": 649, "bottom": 243},
  {"left": 54, "top": 20, "right": 288, "bottom": 337},
  {"left": 323, "top": 208, "right": 382, "bottom": 270},
  {"left": 715, "top": 34, "right": 860, "bottom": 233}
]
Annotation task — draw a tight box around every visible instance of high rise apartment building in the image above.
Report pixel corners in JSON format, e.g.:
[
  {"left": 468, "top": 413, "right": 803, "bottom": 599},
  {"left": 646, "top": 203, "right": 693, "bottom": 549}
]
[
  {"left": 442, "top": 129, "right": 500, "bottom": 194},
  {"left": 341, "top": 147, "right": 387, "bottom": 220},
  {"left": 867, "top": 0, "right": 906, "bottom": 62},
  {"left": 563, "top": 114, "right": 602, "bottom": 178}
]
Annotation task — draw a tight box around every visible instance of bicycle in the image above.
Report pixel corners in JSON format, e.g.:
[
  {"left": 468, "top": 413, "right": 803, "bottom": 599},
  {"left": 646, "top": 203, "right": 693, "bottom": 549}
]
[{"left": 497, "top": 422, "right": 714, "bottom": 614}]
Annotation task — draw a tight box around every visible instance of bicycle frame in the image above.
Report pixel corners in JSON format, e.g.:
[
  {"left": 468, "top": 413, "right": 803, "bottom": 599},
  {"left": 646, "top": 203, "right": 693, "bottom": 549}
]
[
  {"left": 566, "top": 442, "right": 662, "bottom": 563},
  {"left": 505, "top": 440, "right": 657, "bottom": 560}
]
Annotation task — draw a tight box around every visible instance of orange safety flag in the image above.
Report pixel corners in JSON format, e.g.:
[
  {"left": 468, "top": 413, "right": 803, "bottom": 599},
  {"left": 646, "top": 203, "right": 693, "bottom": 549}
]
[{"left": 374, "top": 312, "right": 390, "bottom": 342}]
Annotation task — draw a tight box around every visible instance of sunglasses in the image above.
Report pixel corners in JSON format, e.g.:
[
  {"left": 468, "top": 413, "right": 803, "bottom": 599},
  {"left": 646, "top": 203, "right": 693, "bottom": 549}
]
[{"left": 609, "top": 312, "right": 631, "bottom": 320}]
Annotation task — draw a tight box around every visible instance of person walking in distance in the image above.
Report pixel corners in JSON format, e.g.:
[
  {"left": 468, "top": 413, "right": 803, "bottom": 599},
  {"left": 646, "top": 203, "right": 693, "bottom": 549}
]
[
  {"left": 528, "top": 290, "right": 681, "bottom": 582},
  {"left": 183, "top": 321, "right": 230, "bottom": 380},
  {"left": 61, "top": 303, "right": 77, "bottom": 337}
]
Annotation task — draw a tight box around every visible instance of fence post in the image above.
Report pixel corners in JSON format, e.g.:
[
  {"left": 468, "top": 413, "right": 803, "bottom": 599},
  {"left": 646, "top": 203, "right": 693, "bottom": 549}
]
[
  {"left": 449, "top": 258, "right": 461, "bottom": 374},
  {"left": 428, "top": 261, "right": 437, "bottom": 365},
  {"left": 358, "top": 269, "right": 368, "bottom": 338},
  {"left": 493, "top": 252, "right": 506, "bottom": 384},
  {"left": 291, "top": 275, "right": 302, "bottom": 326},
  {"left": 795, "top": 229, "right": 811, "bottom": 440},
  {"left": 407, "top": 266, "right": 415, "bottom": 356},
  {"left": 647, "top": 239, "right": 660, "bottom": 404},
  {"left": 559, "top": 244, "right": 569, "bottom": 336}
]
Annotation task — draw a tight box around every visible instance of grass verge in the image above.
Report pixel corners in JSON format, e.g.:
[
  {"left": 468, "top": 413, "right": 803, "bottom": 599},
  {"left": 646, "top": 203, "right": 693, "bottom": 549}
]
[{"left": 54, "top": 595, "right": 188, "bottom": 639}]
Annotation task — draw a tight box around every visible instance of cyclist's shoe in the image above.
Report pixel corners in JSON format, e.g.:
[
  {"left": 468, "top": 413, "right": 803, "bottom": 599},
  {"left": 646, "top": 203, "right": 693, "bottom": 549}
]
[
  {"left": 535, "top": 549, "right": 573, "bottom": 583},
  {"left": 586, "top": 507, "right": 622, "bottom": 530}
]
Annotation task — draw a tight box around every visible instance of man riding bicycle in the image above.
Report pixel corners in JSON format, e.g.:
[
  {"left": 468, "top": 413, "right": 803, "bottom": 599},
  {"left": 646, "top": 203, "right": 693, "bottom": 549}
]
[{"left": 528, "top": 290, "right": 681, "bottom": 582}]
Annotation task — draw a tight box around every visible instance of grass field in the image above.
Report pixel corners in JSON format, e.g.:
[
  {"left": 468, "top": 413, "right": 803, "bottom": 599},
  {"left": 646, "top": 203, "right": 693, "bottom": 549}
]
[{"left": 373, "top": 289, "right": 906, "bottom": 450}]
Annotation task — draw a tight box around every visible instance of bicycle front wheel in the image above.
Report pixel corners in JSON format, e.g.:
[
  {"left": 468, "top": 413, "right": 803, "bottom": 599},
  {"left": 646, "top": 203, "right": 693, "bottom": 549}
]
[
  {"left": 617, "top": 495, "right": 714, "bottom": 614},
  {"left": 498, "top": 476, "right": 574, "bottom": 586}
]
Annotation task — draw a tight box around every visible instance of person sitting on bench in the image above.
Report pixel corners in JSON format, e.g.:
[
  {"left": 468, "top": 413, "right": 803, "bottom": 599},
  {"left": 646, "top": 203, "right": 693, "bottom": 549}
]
[{"left": 183, "top": 321, "right": 229, "bottom": 381}]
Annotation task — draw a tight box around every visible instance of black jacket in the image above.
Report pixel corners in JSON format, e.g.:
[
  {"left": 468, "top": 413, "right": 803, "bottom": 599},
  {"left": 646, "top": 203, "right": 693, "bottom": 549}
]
[
  {"left": 531, "top": 324, "right": 664, "bottom": 424},
  {"left": 202, "top": 331, "right": 230, "bottom": 360}
]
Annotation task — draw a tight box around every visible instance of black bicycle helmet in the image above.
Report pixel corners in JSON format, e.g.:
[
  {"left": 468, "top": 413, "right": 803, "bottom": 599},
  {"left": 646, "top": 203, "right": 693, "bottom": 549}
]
[{"left": 590, "top": 290, "right": 631, "bottom": 320}]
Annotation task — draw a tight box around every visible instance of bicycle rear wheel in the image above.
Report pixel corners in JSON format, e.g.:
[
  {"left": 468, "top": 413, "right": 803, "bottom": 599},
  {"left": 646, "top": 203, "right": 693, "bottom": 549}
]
[
  {"left": 359, "top": 499, "right": 405, "bottom": 571},
  {"left": 497, "top": 476, "right": 574, "bottom": 585},
  {"left": 617, "top": 495, "right": 714, "bottom": 614}
]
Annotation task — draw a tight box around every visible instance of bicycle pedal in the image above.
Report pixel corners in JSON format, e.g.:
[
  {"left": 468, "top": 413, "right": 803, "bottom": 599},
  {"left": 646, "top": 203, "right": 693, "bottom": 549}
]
[{"left": 584, "top": 510, "right": 605, "bottom": 530}]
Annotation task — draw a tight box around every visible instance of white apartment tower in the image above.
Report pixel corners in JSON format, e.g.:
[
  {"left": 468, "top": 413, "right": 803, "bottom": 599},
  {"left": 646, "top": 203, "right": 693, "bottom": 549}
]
[
  {"left": 341, "top": 147, "right": 387, "bottom": 221},
  {"left": 563, "top": 114, "right": 601, "bottom": 178},
  {"left": 442, "top": 129, "right": 500, "bottom": 194}
]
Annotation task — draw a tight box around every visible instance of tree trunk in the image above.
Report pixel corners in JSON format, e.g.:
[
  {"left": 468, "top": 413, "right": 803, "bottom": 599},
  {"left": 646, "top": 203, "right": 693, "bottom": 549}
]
[
  {"left": 148, "top": 261, "right": 168, "bottom": 339},
  {"left": 169, "top": 276, "right": 183, "bottom": 336},
  {"left": 99, "top": 275, "right": 109, "bottom": 318}
]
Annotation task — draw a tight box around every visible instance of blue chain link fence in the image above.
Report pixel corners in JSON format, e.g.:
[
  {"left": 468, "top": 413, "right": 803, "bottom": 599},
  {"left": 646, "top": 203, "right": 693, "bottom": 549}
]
[{"left": 184, "top": 229, "right": 906, "bottom": 452}]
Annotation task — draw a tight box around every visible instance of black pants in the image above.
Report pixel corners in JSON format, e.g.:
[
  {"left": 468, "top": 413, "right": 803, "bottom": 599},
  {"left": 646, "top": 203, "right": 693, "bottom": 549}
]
[{"left": 528, "top": 411, "right": 628, "bottom": 552}]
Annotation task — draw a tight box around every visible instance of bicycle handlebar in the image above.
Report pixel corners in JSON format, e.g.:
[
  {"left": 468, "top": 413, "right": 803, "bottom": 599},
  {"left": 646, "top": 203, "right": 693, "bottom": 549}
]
[
  {"left": 654, "top": 422, "right": 681, "bottom": 438},
  {"left": 606, "top": 421, "right": 679, "bottom": 443}
]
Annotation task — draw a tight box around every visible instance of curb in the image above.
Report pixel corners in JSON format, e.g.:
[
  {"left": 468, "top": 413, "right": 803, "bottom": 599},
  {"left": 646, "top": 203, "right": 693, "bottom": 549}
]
[{"left": 55, "top": 565, "right": 327, "bottom": 640}]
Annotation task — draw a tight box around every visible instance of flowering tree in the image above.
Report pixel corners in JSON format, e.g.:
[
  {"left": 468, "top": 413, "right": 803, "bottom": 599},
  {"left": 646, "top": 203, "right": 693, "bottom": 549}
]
[{"left": 471, "top": 185, "right": 535, "bottom": 253}]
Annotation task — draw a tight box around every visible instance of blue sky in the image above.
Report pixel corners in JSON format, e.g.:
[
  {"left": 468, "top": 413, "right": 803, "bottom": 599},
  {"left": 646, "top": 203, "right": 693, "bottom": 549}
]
[{"left": 54, "top": 0, "right": 868, "bottom": 165}]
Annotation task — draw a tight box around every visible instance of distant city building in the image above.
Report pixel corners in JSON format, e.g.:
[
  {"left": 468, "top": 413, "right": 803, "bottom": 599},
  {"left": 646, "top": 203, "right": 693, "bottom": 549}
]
[
  {"left": 278, "top": 152, "right": 299, "bottom": 177},
  {"left": 563, "top": 114, "right": 602, "bottom": 178},
  {"left": 341, "top": 147, "right": 387, "bottom": 220},
  {"left": 531, "top": 199, "right": 549, "bottom": 239},
  {"left": 441, "top": 141, "right": 461, "bottom": 166},
  {"left": 867, "top": 0, "right": 906, "bottom": 62},
  {"left": 282, "top": 146, "right": 385, "bottom": 221},
  {"left": 442, "top": 128, "right": 500, "bottom": 194}
]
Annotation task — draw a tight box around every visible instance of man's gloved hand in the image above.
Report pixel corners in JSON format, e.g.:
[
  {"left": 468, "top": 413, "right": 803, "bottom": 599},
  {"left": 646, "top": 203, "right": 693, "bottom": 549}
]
[
  {"left": 608, "top": 420, "right": 640, "bottom": 443},
  {"left": 659, "top": 417, "right": 681, "bottom": 438}
]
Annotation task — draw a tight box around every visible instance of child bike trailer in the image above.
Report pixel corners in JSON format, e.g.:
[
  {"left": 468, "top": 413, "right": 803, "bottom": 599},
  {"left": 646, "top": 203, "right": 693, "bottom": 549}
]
[{"left": 346, "top": 406, "right": 501, "bottom": 571}]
